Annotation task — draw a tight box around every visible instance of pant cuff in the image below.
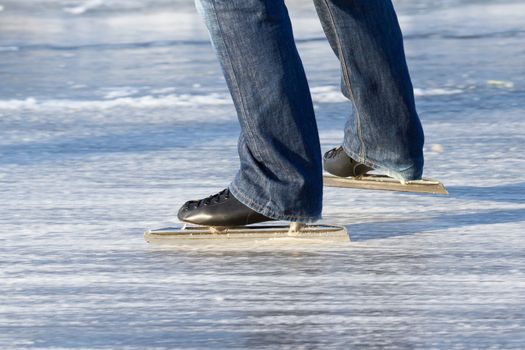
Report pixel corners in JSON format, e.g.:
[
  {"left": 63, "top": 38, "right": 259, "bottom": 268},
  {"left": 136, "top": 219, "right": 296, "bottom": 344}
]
[
  {"left": 341, "top": 143, "right": 421, "bottom": 183},
  {"left": 228, "top": 182, "right": 322, "bottom": 223}
]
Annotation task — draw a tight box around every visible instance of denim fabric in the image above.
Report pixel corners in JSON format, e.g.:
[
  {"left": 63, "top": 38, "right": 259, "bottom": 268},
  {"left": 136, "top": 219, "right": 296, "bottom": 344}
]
[
  {"left": 313, "top": 0, "right": 425, "bottom": 182},
  {"left": 194, "top": 0, "right": 424, "bottom": 222}
]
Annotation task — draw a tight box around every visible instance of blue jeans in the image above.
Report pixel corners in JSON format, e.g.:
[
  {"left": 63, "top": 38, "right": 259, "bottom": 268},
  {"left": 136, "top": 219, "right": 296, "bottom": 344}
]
[{"left": 195, "top": 0, "right": 425, "bottom": 223}]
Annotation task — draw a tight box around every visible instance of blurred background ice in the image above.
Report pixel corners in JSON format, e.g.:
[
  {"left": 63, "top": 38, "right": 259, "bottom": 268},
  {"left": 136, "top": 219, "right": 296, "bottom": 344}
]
[{"left": 1, "top": 1, "right": 524, "bottom": 348}]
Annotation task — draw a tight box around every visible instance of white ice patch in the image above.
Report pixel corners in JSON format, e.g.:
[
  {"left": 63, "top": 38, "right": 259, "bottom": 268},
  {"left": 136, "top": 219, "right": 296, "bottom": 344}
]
[
  {"left": 487, "top": 80, "right": 514, "bottom": 89},
  {"left": 0, "top": 46, "right": 19, "bottom": 52},
  {"left": 63, "top": 0, "right": 104, "bottom": 15},
  {"left": 430, "top": 144, "right": 444, "bottom": 154},
  {"left": 413, "top": 88, "right": 463, "bottom": 96},
  {"left": 102, "top": 88, "right": 140, "bottom": 99},
  {"left": 71, "top": 84, "right": 88, "bottom": 89},
  {"left": 151, "top": 87, "right": 177, "bottom": 94},
  {"left": 310, "top": 85, "right": 464, "bottom": 103},
  {"left": 0, "top": 93, "right": 232, "bottom": 111},
  {"left": 0, "top": 85, "right": 468, "bottom": 111},
  {"left": 310, "top": 86, "right": 347, "bottom": 103}
]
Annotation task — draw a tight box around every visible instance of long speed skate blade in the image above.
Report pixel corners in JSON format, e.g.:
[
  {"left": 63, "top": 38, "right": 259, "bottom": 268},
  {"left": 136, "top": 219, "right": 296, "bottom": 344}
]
[
  {"left": 323, "top": 174, "right": 448, "bottom": 195},
  {"left": 144, "top": 223, "right": 348, "bottom": 244}
]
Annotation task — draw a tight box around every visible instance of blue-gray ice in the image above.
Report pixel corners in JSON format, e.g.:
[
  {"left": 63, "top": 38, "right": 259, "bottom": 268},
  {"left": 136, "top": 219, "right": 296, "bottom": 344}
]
[{"left": 1, "top": 0, "right": 524, "bottom": 348}]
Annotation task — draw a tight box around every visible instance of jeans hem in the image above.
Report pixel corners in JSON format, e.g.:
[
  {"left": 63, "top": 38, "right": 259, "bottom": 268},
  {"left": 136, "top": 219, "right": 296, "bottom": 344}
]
[
  {"left": 341, "top": 144, "right": 422, "bottom": 183},
  {"left": 228, "top": 182, "right": 322, "bottom": 223}
]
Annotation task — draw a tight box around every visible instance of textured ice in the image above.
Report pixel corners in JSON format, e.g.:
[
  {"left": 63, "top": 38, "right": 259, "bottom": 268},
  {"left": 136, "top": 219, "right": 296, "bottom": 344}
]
[
  {"left": 0, "top": 94, "right": 234, "bottom": 110},
  {"left": 1, "top": 0, "right": 524, "bottom": 349}
]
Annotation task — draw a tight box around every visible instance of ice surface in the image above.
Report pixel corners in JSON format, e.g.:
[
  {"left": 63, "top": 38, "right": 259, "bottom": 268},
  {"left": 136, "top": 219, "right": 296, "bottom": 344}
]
[{"left": 1, "top": 0, "right": 524, "bottom": 348}]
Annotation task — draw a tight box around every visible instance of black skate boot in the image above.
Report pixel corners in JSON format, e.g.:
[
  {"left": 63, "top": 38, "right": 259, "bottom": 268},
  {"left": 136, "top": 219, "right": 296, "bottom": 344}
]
[
  {"left": 177, "top": 188, "right": 274, "bottom": 227},
  {"left": 323, "top": 146, "right": 373, "bottom": 178}
]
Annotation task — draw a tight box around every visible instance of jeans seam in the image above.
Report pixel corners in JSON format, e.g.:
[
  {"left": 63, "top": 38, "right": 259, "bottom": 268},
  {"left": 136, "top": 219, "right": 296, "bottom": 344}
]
[
  {"left": 321, "top": 0, "right": 366, "bottom": 158},
  {"left": 208, "top": 0, "right": 265, "bottom": 160}
]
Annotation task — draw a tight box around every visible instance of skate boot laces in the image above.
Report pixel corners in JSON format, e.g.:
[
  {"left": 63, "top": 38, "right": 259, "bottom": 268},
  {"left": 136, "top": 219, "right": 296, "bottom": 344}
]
[
  {"left": 184, "top": 188, "right": 231, "bottom": 209},
  {"left": 325, "top": 146, "right": 344, "bottom": 159}
]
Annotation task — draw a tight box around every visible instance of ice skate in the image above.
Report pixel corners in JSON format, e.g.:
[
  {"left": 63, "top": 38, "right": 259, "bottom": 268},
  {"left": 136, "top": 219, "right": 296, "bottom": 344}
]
[
  {"left": 177, "top": 188, "right": 272, "bottom": 227},
  {"left": 144, "top": 188, "right": 348, "bottom": 243},
  {"left": 323, "top": 146, "right": 448, "bottom": 195},
  {"left": 323, "top": 146, "right": 373, "bottom": 178}
]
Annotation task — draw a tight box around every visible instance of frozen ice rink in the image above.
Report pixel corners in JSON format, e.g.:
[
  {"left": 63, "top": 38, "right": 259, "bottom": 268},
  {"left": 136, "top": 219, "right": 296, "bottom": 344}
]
[{"left": 1, "top": 0, "right": 524, "bottom": 348}]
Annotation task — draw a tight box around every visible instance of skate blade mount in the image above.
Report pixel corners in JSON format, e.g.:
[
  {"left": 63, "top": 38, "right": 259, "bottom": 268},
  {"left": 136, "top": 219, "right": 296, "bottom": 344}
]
[
  {"left": 323, "top": 174, "right": 448, "bottom": 195},
  {"left": 144, "top": 222, "right": 349, "bottom": 244}
]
